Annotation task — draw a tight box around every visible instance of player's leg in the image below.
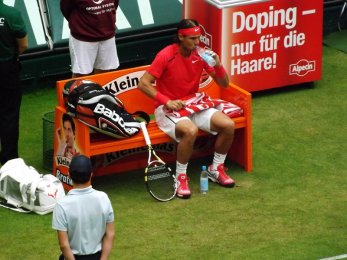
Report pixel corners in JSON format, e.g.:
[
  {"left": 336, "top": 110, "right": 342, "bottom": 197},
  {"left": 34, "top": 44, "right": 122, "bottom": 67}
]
[
  {"left": 154, "top": 106, "right": 197, "bottom": 198},
  {"left": 0, "top": 60, "right": 21, "bottom": 165},
  {"left": 195, "top": 109, "right": 235, "bottom": 187},
  {"left": 94, "top": 37, "right": 119, "bottom": 74},
  {"left": 0, "top": 88, "right": 21, "bottom": 164},
  {"left": 175, "top": 119, "right": 198, "bottom": 164},
  {"left": 210, "top": 111, "right": 235, "bottom": 154},
  {"left": 174, "top": 120, "right": 198, "bottom": 198},
  {"left": 69, "top": 36, "right": 97, "bottom": 78}
]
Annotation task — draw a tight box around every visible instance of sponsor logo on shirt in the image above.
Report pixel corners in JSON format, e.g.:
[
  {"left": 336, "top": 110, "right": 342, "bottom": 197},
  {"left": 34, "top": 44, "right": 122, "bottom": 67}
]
[
  {"left": 92, "top": 0, "right": 104, "bottom": 4},
  {"left": 0, "top": 17, "right": 5, "bottom": 26}
]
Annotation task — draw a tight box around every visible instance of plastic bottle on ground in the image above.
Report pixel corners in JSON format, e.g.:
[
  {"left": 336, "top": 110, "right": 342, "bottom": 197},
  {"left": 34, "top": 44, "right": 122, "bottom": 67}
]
[{"left": 200, "top": 165, "right": 209, "bottom": 194}]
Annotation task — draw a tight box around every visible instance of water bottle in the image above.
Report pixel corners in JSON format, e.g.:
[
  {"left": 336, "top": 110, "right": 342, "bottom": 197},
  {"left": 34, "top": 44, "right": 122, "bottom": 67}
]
[
  {"left": 200, "top": 165, "right": 208, "bottom": 194},
  {"left": 196, "top": 46, "right": 216, "bottom": 67}
]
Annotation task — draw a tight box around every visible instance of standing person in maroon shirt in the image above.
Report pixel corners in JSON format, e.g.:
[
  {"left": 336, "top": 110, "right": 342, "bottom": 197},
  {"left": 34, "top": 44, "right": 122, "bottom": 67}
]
[{"left": 60, "top": 0, "right": 120, "bottom": 78}]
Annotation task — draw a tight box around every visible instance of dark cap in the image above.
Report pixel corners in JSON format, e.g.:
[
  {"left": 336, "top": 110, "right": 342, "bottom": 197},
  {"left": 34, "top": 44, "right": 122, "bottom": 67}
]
[{"left": 69, "top": 155, "right": 92, "bottom": 183}]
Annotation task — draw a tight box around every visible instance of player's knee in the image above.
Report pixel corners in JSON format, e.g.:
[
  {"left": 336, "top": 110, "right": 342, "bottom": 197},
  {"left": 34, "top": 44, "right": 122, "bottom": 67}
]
[
  {"left": 181, "top": 125, "right": 198, "bottom": 140},
  {"left": 187, "top": 125, "right": 199, "bottom": 138},
  {"left": 224, "top": 119, "right": 235, "bottom": 135}
]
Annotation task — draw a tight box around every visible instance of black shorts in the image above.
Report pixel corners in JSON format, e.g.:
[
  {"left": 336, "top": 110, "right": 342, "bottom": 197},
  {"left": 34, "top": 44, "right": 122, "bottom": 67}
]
[
  {"left": 0, "top": 59, "right": 21, "bottom": 90},
  {"left": 59, "top": 251, "right": 102, "bottom": 260}
]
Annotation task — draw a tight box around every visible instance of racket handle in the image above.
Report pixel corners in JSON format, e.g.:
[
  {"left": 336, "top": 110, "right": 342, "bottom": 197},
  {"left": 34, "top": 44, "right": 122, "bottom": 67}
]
[{"left": 140, "top": 122, "right": 152, "bottom": 146}]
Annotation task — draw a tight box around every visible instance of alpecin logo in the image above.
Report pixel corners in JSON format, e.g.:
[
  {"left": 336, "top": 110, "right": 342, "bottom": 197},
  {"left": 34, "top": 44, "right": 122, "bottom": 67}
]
[
  {"left": 198, "top": 25, "right": 214, "bottom": 89},
  {"left": 199, "top": 25, "right": 213, "bottom": 49},
  {"left": 289, "top": 59, "right": 316, "bottom": 76}
]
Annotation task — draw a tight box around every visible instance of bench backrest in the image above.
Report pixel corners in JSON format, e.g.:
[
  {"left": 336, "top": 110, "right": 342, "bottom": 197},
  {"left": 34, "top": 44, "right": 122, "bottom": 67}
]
[{"left": 56, "top": 65, "right": 222, "bottom": 115}]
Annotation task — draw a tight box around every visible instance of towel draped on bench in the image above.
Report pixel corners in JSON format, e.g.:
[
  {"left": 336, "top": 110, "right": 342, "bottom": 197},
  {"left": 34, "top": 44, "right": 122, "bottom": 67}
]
[{"left": 163, "top": 92, "right": 243, "bottom": 118}]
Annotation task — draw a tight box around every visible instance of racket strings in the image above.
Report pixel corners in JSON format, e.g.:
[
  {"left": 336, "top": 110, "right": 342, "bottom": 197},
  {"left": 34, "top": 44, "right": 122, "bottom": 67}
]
[{"left": 146, "top": 163, "right": 177, "bottom": 201}]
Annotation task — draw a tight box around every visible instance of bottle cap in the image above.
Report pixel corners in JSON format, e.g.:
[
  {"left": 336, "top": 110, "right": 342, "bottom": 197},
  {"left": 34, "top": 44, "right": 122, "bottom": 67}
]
[{"left": 202, "top": 165, "right": 207, "bottom": 171}]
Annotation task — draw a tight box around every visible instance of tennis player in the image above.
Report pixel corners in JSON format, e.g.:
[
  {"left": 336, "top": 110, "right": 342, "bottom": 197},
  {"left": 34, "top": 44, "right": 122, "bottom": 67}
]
[{"left": 138, "top": 19, "right": 236, "bottom": 199}]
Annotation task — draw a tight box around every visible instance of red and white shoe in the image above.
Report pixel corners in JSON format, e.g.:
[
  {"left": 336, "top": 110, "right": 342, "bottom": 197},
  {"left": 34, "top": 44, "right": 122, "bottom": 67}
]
[
  {"left": 176, "top": 174, "right": 191, "bottom": 199},
  {"left": 207, "top": 164, "right": 235, "bottom": 188}
]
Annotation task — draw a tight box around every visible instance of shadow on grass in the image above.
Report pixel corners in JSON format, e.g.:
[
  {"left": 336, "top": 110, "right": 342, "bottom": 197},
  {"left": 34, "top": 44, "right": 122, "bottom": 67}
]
[{"left": 251, "top": 82, "right": 315, "bottom": 99}]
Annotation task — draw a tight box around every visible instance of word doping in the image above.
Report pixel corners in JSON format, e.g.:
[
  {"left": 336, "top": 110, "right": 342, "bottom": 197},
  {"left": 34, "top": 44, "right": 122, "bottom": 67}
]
[{"left": 232, "top": 6, "right": 297, "bottom": 34}]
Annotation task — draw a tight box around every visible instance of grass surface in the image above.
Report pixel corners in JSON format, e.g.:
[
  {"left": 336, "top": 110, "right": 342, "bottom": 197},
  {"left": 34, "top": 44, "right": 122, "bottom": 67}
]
[
  {"left": 0, "top": 46, "right": 346, "bottom": 259},
  {"left": 323, "top": 29, "right": 347, "bottom": 54}
]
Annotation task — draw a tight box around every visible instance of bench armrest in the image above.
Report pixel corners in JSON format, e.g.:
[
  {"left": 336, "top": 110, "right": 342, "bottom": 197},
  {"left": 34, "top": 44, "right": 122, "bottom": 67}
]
[
  {"left": 56, "top": 81, "right": 65, "bottom": 107},
  {"left": 221, "top": 83, "right": 252, "bottom": 127},
  {"left": 221, "top": 83, "right": 251, "bottom": 108}
]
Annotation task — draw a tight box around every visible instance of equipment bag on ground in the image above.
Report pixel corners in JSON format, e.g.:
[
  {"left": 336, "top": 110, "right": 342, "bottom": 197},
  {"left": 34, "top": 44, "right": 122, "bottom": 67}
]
[{"left": 0, "top": 158, "right": 65, "bottom": 215}]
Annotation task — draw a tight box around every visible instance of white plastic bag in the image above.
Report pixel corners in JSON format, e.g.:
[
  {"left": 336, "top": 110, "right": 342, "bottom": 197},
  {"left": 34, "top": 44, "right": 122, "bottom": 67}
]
[{"left": 0, "top": 158, "right": 65, "bottom": 215}]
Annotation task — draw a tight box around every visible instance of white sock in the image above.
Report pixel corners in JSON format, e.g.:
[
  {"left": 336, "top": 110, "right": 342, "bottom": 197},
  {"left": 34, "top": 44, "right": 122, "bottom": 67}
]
[
  {"left": 212, "top": 152, "right": 226, "bottom": 170},
  {"left": 176, "top": 161, "right": 188, "bottom": 177}
]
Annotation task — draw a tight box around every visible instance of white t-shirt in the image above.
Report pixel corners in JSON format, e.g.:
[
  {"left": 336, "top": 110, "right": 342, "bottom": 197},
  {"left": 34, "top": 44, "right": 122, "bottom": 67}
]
[{"left": 52, "top": 186, "right": 114, "bottom": 255}]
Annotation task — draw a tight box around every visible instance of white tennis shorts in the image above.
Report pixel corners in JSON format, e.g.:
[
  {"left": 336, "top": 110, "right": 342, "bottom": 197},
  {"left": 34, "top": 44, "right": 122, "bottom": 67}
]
[
  {"left": 69, "top": 35, "right": 120, "bottom": 75},
  {"left": 154, "top": 106, "right": 219, "bottom": 142}
]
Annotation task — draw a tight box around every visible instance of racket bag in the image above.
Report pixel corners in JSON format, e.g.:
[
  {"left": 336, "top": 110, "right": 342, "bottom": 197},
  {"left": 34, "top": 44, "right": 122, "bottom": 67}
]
[
  {"left": 63, "top": 79, "right": 103, "bottom": 116},
  {"left": 64, "top": 79, "right": 150, "bottom": 139},
  {"left": 0, "top": 158, "right": 65, "bottom": 215}
]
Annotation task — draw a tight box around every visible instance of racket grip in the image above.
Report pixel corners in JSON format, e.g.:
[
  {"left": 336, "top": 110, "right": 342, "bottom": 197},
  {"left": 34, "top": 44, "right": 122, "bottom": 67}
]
[{"left": 140, "top": 122, "right": 152, "bottom": 146}]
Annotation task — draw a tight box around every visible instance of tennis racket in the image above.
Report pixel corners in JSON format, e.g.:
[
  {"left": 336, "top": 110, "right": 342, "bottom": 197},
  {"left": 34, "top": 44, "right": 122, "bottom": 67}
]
[{"left": 140, "top": 122, "right": 177, "bottom": 202}]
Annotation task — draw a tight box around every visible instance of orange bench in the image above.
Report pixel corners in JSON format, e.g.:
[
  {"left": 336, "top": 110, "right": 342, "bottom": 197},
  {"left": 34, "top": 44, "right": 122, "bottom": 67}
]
[{"left": 53, "top": 65, "right": 252, "bottom": 190}]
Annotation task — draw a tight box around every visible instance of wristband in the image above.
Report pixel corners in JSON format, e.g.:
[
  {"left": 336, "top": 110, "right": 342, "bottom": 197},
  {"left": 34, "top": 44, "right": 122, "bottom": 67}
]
[
  {"left": 154, "top": 92, "right": 170, "bottom": 105},
  {"left": 215, "top": 65, "right": 227, "bottom": 78}
]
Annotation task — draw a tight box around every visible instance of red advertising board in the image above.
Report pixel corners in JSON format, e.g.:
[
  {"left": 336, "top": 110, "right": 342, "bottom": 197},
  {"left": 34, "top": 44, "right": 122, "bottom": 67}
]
[{"left": 183, "top": 0, "right": 323, "bottom": 92}]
